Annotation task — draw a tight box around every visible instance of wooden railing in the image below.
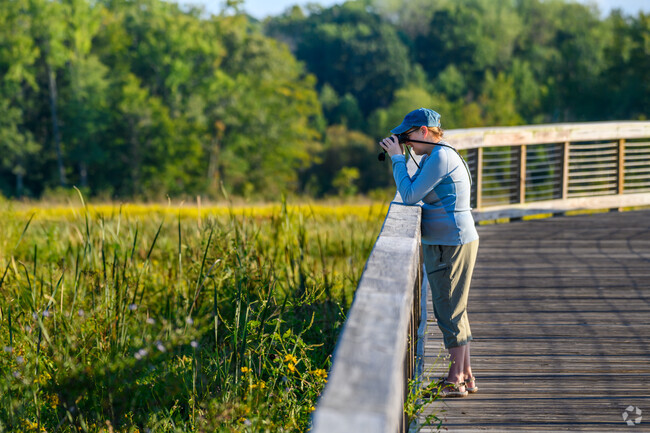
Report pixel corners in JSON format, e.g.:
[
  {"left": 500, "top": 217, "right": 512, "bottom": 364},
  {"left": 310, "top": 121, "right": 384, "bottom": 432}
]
[
  {"left": 311, "top": 193, "right": 422, "bottom": 433},
  {"left": 447, "top": 121, "right": 650, "bottom": 220},
  {"left": 312, "top": 121, "right": 650, "bottom": 433}
]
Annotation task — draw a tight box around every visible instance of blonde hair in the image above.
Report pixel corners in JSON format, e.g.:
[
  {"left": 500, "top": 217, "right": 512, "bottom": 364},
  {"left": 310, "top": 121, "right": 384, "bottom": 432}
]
[{"left": 426, "top": 126, "right": 444, "bottom": 141}]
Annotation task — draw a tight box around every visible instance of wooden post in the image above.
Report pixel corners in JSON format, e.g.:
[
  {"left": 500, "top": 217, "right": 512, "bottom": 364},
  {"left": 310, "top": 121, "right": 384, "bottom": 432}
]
[
  {"left": 561, "top": 141, "right": 570, "bottom": 200},
  {"left": 519, "top": 145, "right": 527, "bottom": 204},
  {"left": 618, "top": 139, "right": 626, "bottom": 194},
  {"left": 476, "top": 147, "right": 483, "bottom": 209}
]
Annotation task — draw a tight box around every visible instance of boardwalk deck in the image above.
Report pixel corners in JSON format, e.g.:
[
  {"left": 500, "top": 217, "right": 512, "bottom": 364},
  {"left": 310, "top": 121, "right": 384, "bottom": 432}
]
[{"left": 417, "top": 209, "right": 650, "bottom": 432}]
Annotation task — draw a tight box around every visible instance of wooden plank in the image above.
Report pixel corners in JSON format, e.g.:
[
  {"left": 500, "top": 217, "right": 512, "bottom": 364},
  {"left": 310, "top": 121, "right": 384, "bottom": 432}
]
[{"left": 417, "top": 209, "right": 650, "bottom": 432}]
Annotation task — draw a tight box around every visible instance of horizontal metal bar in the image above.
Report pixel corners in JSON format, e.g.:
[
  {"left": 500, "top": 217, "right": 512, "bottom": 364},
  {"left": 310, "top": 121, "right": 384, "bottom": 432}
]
[
  {"left": 526, "top": 182, "right": 561, "bottom": 189},
  {"left": 568, "top": 184, "right": 617, "bottom": 192},
  {"left": 625, "top": 167, "right": 650, "bottom": 175},
  {"left": 570, "top": 156, "right": 617, "bottom": 164},
  {"left": 527, "top": 168, "right": 561, "bottom": 177},
  {"left": 526, "top": 174, "right": 560, "bottom": 183},
  {"left": 569, "top": 163, "right": 617, "bottom": 171},
  {"left": 483, "top": 179, "right": 518, "bottom": 185},
  {"left": 569, "top": 169, "right": 617, "bottom": 178},
  {"left": 527, "top": 149, "right": 563, "bottom": 157},
  {"left": 625, "top": 160, "right": 650, "bottom": 168},
  {"left": 527, "top": 181, "right": 561, "bottom": 188},
  {"left": 570, "top": 149, "right": 619, "bottom": 158},
  {"left": 483, "top": 167, "right": 519, "bottom": 174},
  {"left": 624, "top": 153, "right": 650, "bottom": 161},
  {"left": 624, "top": 181, "right": 650, "bottom": 188},
  {"left": 527, "top": 189, "right": 561, "bottom": 196},
  {"left": 526, "top": 188, "right": 560, "bottom": 194},
  {"left": 569, "top": 176, "right": 618, "bottom": 184},
  {"left": 482, "top": 157, "right": 517, "bottom": 164},
  {"left": 625, "top": 173, "right": 650, "bottom": 181},
  {"left": 482, "top": 189, "right": 517, "bottom": 197},
  {"left": 624, "top": 148, "right": 650, "bottom": 155},
  {"left": 483, "top": 149, "right": 515, "bottom": 156},
  {"left": 526, "top": 158, "right": 562, "bottom": 168},
  {"left": 482, "top": 186, "right": 517, "bottom": 194},
  {"left": 625, "top": 141, "right": 650, "bottom": 147}
]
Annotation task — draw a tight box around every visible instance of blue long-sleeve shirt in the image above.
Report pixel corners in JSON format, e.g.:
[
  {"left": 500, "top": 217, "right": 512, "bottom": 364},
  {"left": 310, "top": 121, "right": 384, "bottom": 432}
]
[{"left": 391, "top": 145, "right": 479, "bottom": 246}]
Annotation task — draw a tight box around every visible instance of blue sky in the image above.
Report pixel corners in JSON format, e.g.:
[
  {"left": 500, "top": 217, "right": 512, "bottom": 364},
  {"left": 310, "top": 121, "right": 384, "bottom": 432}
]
[{"left": 182, "top": 0, "right": 649, "bottom": 19}]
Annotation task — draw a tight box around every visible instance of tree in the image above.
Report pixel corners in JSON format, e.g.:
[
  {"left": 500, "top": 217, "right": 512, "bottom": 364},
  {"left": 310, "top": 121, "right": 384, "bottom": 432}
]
[
  {"left": 265, "top": 1, "right": 413, "bottom": 117},
  {"left": 28, "top": 0, "right": 70, "bottom": 188},
  {"left": 415, "top": 0, "right": 523, "bottom": 92},
  {"left": 59, "top": 0, "right": 111, "bottom": 190},
  {"left": 0, "top": 0, "right": 41, "bottom": 196},
  {"left": 600, "top": 11, "right": 650, "bottom": 120}
]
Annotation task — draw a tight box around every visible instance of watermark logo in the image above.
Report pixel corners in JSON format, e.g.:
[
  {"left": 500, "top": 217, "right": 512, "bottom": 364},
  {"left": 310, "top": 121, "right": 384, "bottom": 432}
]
[{"left": 622, "top": 406, "right": 642, "bottom": 426}]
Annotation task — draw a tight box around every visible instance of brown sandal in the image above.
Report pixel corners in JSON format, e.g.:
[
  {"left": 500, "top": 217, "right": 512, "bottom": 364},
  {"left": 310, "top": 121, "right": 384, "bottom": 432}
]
[
  {"left": 439, "top": 380, "right": 468, "bottom": 398},
  {"left": 465, "top": 376, "right": 478, "bottom": 393},
  {"left": 423, "top": 378, "right": 468, "bottom": 398}
]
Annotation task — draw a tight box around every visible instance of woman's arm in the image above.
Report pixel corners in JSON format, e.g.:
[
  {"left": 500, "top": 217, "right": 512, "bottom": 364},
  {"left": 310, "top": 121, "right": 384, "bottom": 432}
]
[{"left": 390, "top": 150, "right": 448, "bottom": 205}]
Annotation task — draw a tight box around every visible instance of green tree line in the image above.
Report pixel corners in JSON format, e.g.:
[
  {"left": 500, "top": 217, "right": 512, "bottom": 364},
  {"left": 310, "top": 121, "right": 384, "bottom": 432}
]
[{"left": 0, "top": 0, "right": 648, "bottom": 199}]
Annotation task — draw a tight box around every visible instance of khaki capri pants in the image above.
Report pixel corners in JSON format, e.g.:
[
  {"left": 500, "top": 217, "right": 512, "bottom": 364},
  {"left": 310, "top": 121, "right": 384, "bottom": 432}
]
[{"left": 422, "top": 239, "right": 479, "bottom": 349}]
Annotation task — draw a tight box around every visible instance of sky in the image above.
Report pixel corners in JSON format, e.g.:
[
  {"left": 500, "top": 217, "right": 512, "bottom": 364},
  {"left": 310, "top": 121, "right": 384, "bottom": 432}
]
[{"left": 182, "top": 0, "right": 650, "bottom": 20}]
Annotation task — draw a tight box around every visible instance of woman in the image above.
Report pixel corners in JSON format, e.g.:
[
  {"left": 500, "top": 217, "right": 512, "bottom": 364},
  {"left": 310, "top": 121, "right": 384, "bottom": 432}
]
[{"left": 379, "top": 108, "right": 479, "bottom": 398}]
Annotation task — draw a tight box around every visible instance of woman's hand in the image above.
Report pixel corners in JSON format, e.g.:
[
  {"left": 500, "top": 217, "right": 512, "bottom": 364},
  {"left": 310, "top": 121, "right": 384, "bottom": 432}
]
[{"left": 379, "top": 135, "right": 404, "bottom": 157}]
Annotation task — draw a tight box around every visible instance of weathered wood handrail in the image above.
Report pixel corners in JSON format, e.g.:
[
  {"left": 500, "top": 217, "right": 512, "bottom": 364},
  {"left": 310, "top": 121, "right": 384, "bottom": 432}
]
[
  {"left": 446, "top": 121, "right": 650, "bottom": 220},
  {"left": 311, "top": 197, "right": 422, "bottom": 432}
]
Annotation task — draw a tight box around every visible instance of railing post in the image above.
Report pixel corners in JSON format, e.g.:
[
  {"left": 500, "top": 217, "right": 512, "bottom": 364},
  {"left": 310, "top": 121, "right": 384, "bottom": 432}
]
[
  {"left": 561, "top": 141, "right": 570, "bottom": 200},
  {"left": 618, "top": 139, "right": 626, "bottom": 194},
  {"left": 475, "top": 147, "right": 483, "bottom": 209},
  {"left": 518, "top": 145, "right": 527, "bottom": 204}
]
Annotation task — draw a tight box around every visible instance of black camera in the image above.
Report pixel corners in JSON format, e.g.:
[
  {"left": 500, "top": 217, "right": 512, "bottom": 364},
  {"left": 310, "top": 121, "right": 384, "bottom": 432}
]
[
  {"left": 396, "top": 132, "right": 411, "bottom": 144},
  {"left": 378, "top": 132, "right": 410, "bottom": 161}
]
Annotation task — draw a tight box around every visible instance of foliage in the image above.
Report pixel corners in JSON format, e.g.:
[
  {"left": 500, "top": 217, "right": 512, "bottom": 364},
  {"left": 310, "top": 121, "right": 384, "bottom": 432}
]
[
  {"left": 0, "top": 0, "right": 648, "bottom": 199},
  {"left": 0, "top": 200, "right": 387, "bottom": 432}
]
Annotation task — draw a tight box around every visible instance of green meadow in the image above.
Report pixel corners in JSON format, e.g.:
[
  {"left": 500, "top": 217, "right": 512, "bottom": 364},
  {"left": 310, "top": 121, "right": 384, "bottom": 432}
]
[{"left": 0, "top": 200, "right": 388, "bottom": 432}]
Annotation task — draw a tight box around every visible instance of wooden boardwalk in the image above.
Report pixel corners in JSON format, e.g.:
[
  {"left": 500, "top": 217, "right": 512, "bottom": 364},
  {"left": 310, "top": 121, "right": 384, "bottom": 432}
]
[{"left": 417, "top": 209, "right": 650, "bottom": 432}]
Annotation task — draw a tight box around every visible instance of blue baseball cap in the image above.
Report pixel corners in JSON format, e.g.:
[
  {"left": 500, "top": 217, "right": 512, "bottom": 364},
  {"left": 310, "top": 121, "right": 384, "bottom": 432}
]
[{"left": 390, "top": 108, "right": 441, "bottom": 134}]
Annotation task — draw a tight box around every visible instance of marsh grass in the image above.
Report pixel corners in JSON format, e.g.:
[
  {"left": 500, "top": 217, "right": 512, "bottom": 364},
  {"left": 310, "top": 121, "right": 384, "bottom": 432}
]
[{"left": 0, "top": 199, "right": 387, "bottom": 432}]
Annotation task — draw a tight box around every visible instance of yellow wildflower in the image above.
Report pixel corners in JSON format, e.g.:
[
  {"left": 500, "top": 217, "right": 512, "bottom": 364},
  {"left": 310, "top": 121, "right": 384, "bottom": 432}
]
[
  {"left": 37, "top": 370, "right": 52, "bottom": 385},
  {"left": 240, "top": 366, "right": 251, "bottom": 374},
  {"left": 288, "top": 363, "right": 296, "bottom": 373},
  {"left": 284, "top": 354, "right": 298, "bottom": 364},
  {"left": 312, "top": 369, "right": 328, "bottom": 379},
  {"left": 310, "top": 406, "right": 316, "bottom": 412}
]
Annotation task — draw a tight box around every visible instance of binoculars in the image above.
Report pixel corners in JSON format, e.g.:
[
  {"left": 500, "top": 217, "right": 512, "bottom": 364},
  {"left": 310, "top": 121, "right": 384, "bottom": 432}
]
[{"left": 378, "top": 132, "right": 411, "bottom": 161}]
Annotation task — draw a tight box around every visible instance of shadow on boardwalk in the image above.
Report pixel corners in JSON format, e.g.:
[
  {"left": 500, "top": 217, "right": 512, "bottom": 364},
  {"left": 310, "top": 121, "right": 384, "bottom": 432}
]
[{"left": 418, "top": 209, "right": 650, "bottom": 432}]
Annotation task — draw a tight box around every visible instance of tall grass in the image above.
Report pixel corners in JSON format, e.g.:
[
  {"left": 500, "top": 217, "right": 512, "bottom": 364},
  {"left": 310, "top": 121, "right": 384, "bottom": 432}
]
[{"left": 0, "top": 200, "right": 387, "bottom": 432}]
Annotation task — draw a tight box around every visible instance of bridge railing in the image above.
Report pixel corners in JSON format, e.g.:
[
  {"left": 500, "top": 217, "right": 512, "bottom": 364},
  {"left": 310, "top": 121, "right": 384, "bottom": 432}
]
[
  {"left": 311, "top": 196, "right": 422, "bottom": 433},
  {"left": 312, "top": 121, "right": 650, "bottom": 432},
  {"left": 448, "top": 121, "right": 650, "bottom": 220}
]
